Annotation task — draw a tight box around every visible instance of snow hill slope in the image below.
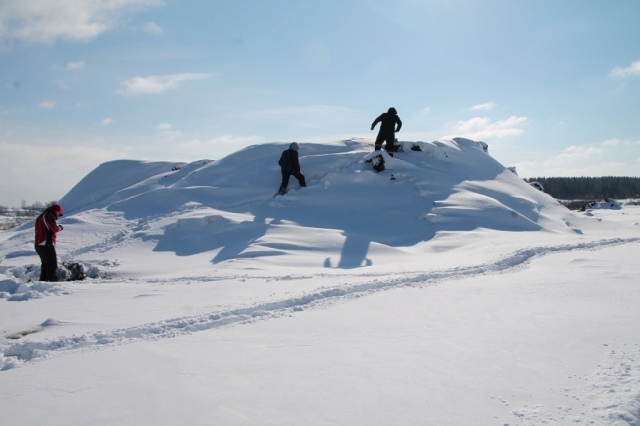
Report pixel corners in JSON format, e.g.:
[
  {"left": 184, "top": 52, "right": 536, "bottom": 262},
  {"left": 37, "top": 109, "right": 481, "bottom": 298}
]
[
  {"left": 1, "top": 138, "right": 608, "bottom": 278},
  {"left": 2, "top": 139, "right": 640, "bottom": 425}
]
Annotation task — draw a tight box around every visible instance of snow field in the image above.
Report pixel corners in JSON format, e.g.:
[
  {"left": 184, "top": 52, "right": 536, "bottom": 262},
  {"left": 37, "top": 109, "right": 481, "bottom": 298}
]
[{"left": 1, "top": 139, "right": 640, "bottom": 425}]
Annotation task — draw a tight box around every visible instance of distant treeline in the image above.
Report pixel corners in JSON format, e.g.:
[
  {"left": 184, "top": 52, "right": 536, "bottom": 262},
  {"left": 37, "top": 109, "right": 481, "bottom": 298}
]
[{"left": 524, "top": 176, "right": 640, "bottom": 200}]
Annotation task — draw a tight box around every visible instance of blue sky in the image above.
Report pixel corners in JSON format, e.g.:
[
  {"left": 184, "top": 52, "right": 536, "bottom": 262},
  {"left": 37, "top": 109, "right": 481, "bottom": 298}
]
[{"left": 1, "top": 0, "right": 639, "bottom": 206}]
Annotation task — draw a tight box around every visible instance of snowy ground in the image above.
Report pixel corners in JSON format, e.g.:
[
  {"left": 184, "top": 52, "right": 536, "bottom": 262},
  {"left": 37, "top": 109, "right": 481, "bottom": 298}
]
[{"left": 1, "top": 139, "right": 639, "bottom": 425}]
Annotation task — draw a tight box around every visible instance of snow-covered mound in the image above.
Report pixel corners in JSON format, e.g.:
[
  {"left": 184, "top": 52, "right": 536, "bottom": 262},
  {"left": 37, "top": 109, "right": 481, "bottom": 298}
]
[
  {"left": 0, "top": 138, "right": 590, "bottom": 277},
  {"left": 59, "top": 138, "right": 572, "bottom": 236}
]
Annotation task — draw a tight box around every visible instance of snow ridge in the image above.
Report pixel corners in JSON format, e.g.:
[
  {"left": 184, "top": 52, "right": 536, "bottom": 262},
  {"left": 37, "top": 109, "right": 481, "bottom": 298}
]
[{"left": 2, "top": 236, "right": 638, "bottom": 371}]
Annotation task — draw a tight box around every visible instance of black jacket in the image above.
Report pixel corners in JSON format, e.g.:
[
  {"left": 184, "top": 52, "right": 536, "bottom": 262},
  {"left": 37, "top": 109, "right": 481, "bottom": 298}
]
[
  {"left": 372, "top": 109, "right": 402, "bottom": 135},
  {"left": 279, "top": 149, "right": 300, "bottom": 173}
]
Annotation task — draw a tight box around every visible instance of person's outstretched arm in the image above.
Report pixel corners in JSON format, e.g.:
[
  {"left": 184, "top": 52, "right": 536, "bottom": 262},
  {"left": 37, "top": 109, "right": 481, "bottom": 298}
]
[{"left": 371, "top": 114, "right": 383, "bottom": 131}]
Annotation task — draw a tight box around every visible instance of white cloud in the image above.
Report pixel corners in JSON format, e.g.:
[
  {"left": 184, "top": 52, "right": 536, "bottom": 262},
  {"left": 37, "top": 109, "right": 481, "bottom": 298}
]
[
  {"left": 117, "top": 73, "right": 211, "bottom": 95},
  {"left": 155, "top": 123, "right": 183, "bottom": 139},
  {"left": 181, "top": 135, "right": 264, "bottom": 149},
  {"left": 470, "top": 102, "right": 496, "bottom": 111},
  {"left": 248, "top": 105, "right": 358, "bottom": 118},
  {"left": 243, "top": 104, "right": 367, "bottom": 130},
  {"left": 602, "top": 138, "right": 620, "bottom": 147},
  {"left": 101, "top": 117, "right": 115, "bottom": 126},
  {"left": 177, "top": 135, "right": 265, "bottom": 159},
  {"left": 446, "top": 116, "right": 527, "bottom": 140},
  {"left": 0, "top": 139, "right": 124, "bottom": 206},
  {"left": 487, "top": 140, "right": 640, "bottom": 178},
  {"left": 65, "top": 60, "right": 85, "bottom": 70},
  {"left": 144, "top": 21, "right": 162, "bottom": 34},
  {"left": 0, "top": 0, "right": 162, "bottom": 45},
  {"left": 38, "top": 100, "right": 55, "bottom": 109},
  {"left": 556, "top": 145, "right": 602, "bottom": 161},
  {"left": 609, "top": 60, "right": 640, "bottom": 78},
  {"left": 411, "top": 107, "right": 432, "bottom": 125}
]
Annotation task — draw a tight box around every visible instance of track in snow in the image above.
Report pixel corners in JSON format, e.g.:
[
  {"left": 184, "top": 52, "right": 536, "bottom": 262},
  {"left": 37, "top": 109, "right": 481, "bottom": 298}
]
[{"left": 2, "top": 237, "right": 639, "bottom": 371}]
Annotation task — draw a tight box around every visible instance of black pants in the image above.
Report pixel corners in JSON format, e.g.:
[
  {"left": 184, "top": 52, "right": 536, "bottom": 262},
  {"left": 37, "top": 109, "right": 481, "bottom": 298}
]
[
  {"left": 280, "top": 171, "right": 306, "bottom": 192},
  {"left": 375, "top": 132, "right": 396, "bottom": 153},
  {"left": 34, "top": 244, "right": 58, "bottom": 282}
]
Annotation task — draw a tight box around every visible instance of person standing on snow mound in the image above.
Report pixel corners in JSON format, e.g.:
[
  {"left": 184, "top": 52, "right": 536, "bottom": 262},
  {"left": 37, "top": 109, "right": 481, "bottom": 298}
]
[
  {"left": 34, "top": 204, "right": 64, "bottom": 282},
  {"left": 278, "top": 142, "right": 306, "bottom": 195},
  {"left": 371, "top": 107, "right": 402, "bottom": 154}
]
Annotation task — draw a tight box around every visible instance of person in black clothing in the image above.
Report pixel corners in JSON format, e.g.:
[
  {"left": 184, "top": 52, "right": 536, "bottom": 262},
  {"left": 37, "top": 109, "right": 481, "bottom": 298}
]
[
  {"left": 278, "top": 142, "right": 306, "bottom": 195},
  {"left": 371, "top": 107, "right": 402, "bottom": 154}
]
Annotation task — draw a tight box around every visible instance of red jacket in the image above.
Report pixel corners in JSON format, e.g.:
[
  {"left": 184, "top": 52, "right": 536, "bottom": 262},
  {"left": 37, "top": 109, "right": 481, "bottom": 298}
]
[{"left": 35, "top": 204, "right": 63, "bottom": 246}]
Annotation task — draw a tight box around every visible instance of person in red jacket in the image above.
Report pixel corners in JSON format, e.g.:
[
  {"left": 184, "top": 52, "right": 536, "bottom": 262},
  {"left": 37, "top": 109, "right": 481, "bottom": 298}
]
[{"left": 34, "top": 204, "right": 64, "bottom": 281}]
